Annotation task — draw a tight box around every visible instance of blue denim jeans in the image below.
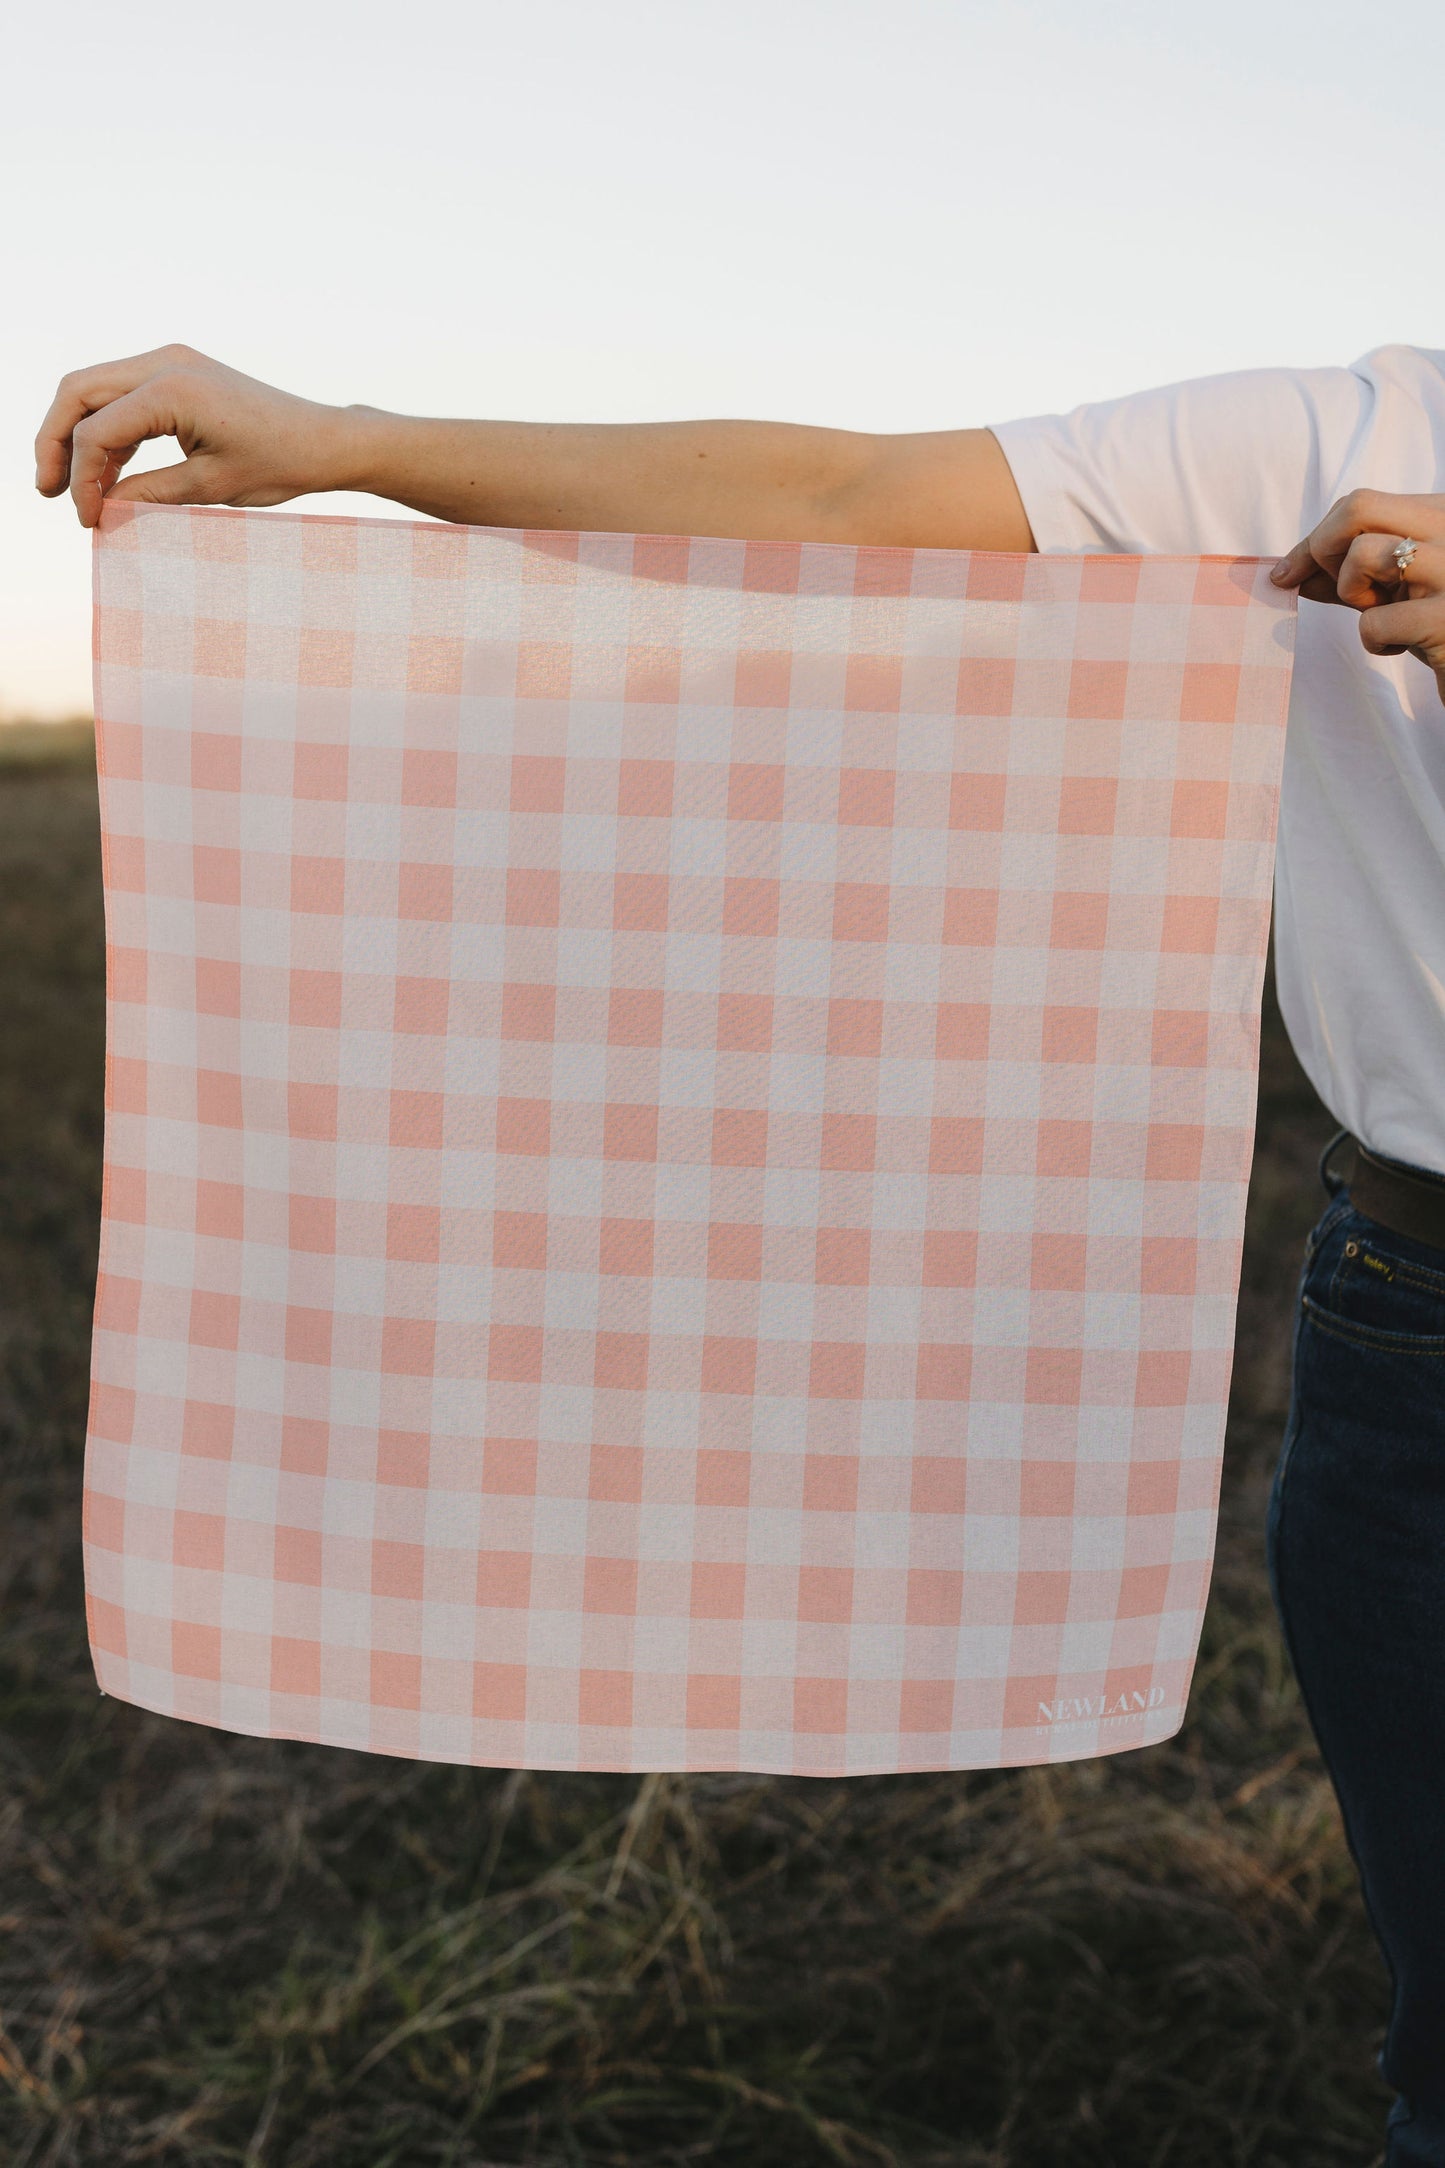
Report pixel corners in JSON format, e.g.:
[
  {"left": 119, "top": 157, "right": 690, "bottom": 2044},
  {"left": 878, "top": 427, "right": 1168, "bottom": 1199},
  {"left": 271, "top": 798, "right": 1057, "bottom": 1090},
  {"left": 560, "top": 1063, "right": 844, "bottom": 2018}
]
[{"left": 1266, "top": 1135, "right": 1445, "bottom": 2164}]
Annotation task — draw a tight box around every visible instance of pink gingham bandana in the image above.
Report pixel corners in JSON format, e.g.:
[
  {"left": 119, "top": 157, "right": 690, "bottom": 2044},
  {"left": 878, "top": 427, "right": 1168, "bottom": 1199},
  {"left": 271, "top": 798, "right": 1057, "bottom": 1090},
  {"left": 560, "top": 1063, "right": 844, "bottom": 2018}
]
[{"left": 83, "top": 503, "right": 1295, "bottom": 1775}]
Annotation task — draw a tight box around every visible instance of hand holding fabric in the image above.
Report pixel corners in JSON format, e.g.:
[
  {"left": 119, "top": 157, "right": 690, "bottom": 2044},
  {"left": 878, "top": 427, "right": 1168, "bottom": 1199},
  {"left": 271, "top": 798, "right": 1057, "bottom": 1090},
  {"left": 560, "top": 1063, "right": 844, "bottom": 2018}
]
[
  {"left": 1272, "top": 489, "right": 1445, "bottom": 702},
  {"left": 33, "top": 345, "right": 354, "bottom": 529}
]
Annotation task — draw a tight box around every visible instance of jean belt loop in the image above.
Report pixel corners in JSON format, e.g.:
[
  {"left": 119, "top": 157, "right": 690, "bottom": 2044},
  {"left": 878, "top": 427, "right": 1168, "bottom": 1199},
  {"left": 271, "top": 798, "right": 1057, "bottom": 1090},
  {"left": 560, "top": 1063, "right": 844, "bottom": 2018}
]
[{"left": 1319, "top": 1126, "right": 1352, "bottom": 1199}]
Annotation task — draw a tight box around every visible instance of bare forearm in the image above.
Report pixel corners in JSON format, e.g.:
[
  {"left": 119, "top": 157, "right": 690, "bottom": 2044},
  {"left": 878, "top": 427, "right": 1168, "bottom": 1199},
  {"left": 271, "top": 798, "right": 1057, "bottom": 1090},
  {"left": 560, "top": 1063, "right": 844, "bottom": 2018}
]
[
  {"left": 339, "top": 407, "right": 1032, "bottom": 551},
  {"left": 36, "top": 346, "right": 1034, "bottom": 552}
]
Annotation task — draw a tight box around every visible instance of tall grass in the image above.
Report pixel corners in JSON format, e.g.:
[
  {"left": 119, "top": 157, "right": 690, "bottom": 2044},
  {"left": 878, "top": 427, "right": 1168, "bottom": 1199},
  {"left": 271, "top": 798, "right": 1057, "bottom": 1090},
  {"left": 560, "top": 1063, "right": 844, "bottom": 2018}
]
[{"left": 0, "top": 724, "right": 1390, "bottom": 2165}]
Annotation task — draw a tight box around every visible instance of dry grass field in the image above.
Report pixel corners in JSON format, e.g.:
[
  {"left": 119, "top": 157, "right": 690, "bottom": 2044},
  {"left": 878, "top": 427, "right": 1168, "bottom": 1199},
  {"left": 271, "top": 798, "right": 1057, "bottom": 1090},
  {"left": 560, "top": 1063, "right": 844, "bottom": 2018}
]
[{"left": 0, "top": 722, "right": 1393, "bottom": 2165}]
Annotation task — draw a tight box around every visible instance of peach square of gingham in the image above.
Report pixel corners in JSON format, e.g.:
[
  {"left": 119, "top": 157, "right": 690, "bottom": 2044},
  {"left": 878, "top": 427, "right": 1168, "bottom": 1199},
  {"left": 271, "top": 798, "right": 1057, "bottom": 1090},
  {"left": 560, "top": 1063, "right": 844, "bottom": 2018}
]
[{"left": 84, "top": 504, "right": 1294, "bottom": 1777}]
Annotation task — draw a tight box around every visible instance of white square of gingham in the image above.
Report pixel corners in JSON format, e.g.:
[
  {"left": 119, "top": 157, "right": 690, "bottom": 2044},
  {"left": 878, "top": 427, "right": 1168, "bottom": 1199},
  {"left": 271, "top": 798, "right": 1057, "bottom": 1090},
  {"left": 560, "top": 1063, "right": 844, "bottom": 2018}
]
[{"left": 82, "top": 502, "right": 1295, "bottom": 1775}]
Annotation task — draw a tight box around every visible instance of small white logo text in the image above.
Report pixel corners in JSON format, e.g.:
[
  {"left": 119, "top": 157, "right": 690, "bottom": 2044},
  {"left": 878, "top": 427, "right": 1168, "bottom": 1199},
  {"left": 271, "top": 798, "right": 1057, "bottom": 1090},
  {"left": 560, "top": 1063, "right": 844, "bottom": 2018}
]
[{"left": 1036, "top": 1686, "right": 1168, "bottom": 1725}]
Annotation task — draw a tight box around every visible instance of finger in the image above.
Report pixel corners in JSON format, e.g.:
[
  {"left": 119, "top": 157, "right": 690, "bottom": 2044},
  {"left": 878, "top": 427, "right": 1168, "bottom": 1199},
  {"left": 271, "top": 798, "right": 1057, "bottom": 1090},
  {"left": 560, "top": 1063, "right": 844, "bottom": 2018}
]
[
  {"left": 1336, "top": 533, "right": 1445, "bottom": 610},
  {"left": 33, "top": 344, "right": 200, "bottom": 498},
  {"left": 1273, "top": 543, "right": 1352, "bottom": 605},
  {"left": 1272, "top": 488, "right": 1445, "bottom": 592},
  {"left": 68, "top": 384, "right": 185, "bottom": 527},
  {"left": 1358, "top": 598, "right": 1444, "bottom": 658},
  {"left": 1269, "top": 536, "right": 1322, "bottom": 589}
]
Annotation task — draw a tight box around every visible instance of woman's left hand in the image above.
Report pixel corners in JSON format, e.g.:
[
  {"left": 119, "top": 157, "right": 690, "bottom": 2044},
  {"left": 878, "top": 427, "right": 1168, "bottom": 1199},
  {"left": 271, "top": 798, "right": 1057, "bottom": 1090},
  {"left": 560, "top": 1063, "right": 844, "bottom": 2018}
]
[{"left": 1271, "top": 489, "right": 1445, "bottom": 705}]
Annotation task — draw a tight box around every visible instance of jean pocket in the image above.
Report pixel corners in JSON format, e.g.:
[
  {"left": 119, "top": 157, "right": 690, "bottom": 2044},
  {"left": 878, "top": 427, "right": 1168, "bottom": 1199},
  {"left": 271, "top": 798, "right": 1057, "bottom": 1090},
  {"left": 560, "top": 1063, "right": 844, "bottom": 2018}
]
[{"left": 1306, "top": 1218, "right": 1445, "bottom": 1353}]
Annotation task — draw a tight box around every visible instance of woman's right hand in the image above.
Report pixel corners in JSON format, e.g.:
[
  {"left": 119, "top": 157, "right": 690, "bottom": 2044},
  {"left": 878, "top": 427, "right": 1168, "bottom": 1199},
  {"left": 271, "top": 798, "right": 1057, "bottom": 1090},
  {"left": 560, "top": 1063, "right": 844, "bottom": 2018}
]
[{"left": 33, "top": 344, "right": 360, "bottom": 529}]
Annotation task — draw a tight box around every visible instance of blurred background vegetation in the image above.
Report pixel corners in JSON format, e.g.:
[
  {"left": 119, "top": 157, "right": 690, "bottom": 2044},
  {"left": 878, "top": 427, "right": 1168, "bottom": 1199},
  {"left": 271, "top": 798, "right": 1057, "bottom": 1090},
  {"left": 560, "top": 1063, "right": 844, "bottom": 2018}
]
[{"left": 0, "top": 722, "right": 1391, "bottom": 2166}]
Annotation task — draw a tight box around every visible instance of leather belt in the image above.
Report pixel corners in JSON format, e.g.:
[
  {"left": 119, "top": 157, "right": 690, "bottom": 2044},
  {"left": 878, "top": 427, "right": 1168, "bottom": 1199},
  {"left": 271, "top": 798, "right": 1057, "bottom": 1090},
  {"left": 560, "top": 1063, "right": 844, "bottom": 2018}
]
[{"left": 1344, "top": 1136, "right": 1445, "bottom": 1254}]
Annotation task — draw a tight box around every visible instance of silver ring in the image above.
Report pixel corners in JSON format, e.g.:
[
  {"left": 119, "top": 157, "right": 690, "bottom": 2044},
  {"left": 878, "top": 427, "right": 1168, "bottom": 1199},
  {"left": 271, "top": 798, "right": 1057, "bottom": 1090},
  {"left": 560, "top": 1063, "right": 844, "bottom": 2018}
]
[{"left": 1394, "top": 536, "right": 1419, "bottom": 579}]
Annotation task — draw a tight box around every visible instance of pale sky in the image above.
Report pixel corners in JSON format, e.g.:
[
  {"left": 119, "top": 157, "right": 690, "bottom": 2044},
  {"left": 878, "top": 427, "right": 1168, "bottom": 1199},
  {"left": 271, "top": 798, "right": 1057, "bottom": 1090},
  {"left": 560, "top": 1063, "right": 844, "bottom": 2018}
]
[{"left": 3, "top": 0, "right": 1442, "bottom": 717}]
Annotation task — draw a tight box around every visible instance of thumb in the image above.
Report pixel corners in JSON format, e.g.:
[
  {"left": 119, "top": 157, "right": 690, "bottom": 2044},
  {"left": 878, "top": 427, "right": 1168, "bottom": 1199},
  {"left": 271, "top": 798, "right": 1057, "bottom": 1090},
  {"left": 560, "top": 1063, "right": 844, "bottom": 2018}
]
[{"left": 107, "top": 459, "right": 216, "bottom": 508}]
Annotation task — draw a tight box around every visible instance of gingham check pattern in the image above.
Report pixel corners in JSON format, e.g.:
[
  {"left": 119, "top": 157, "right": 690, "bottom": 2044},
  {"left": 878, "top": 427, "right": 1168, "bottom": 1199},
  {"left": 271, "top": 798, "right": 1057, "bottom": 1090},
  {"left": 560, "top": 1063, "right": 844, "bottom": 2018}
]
[{"left": 83, "top": 502, "right": 1295, "bottom": 1776}]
